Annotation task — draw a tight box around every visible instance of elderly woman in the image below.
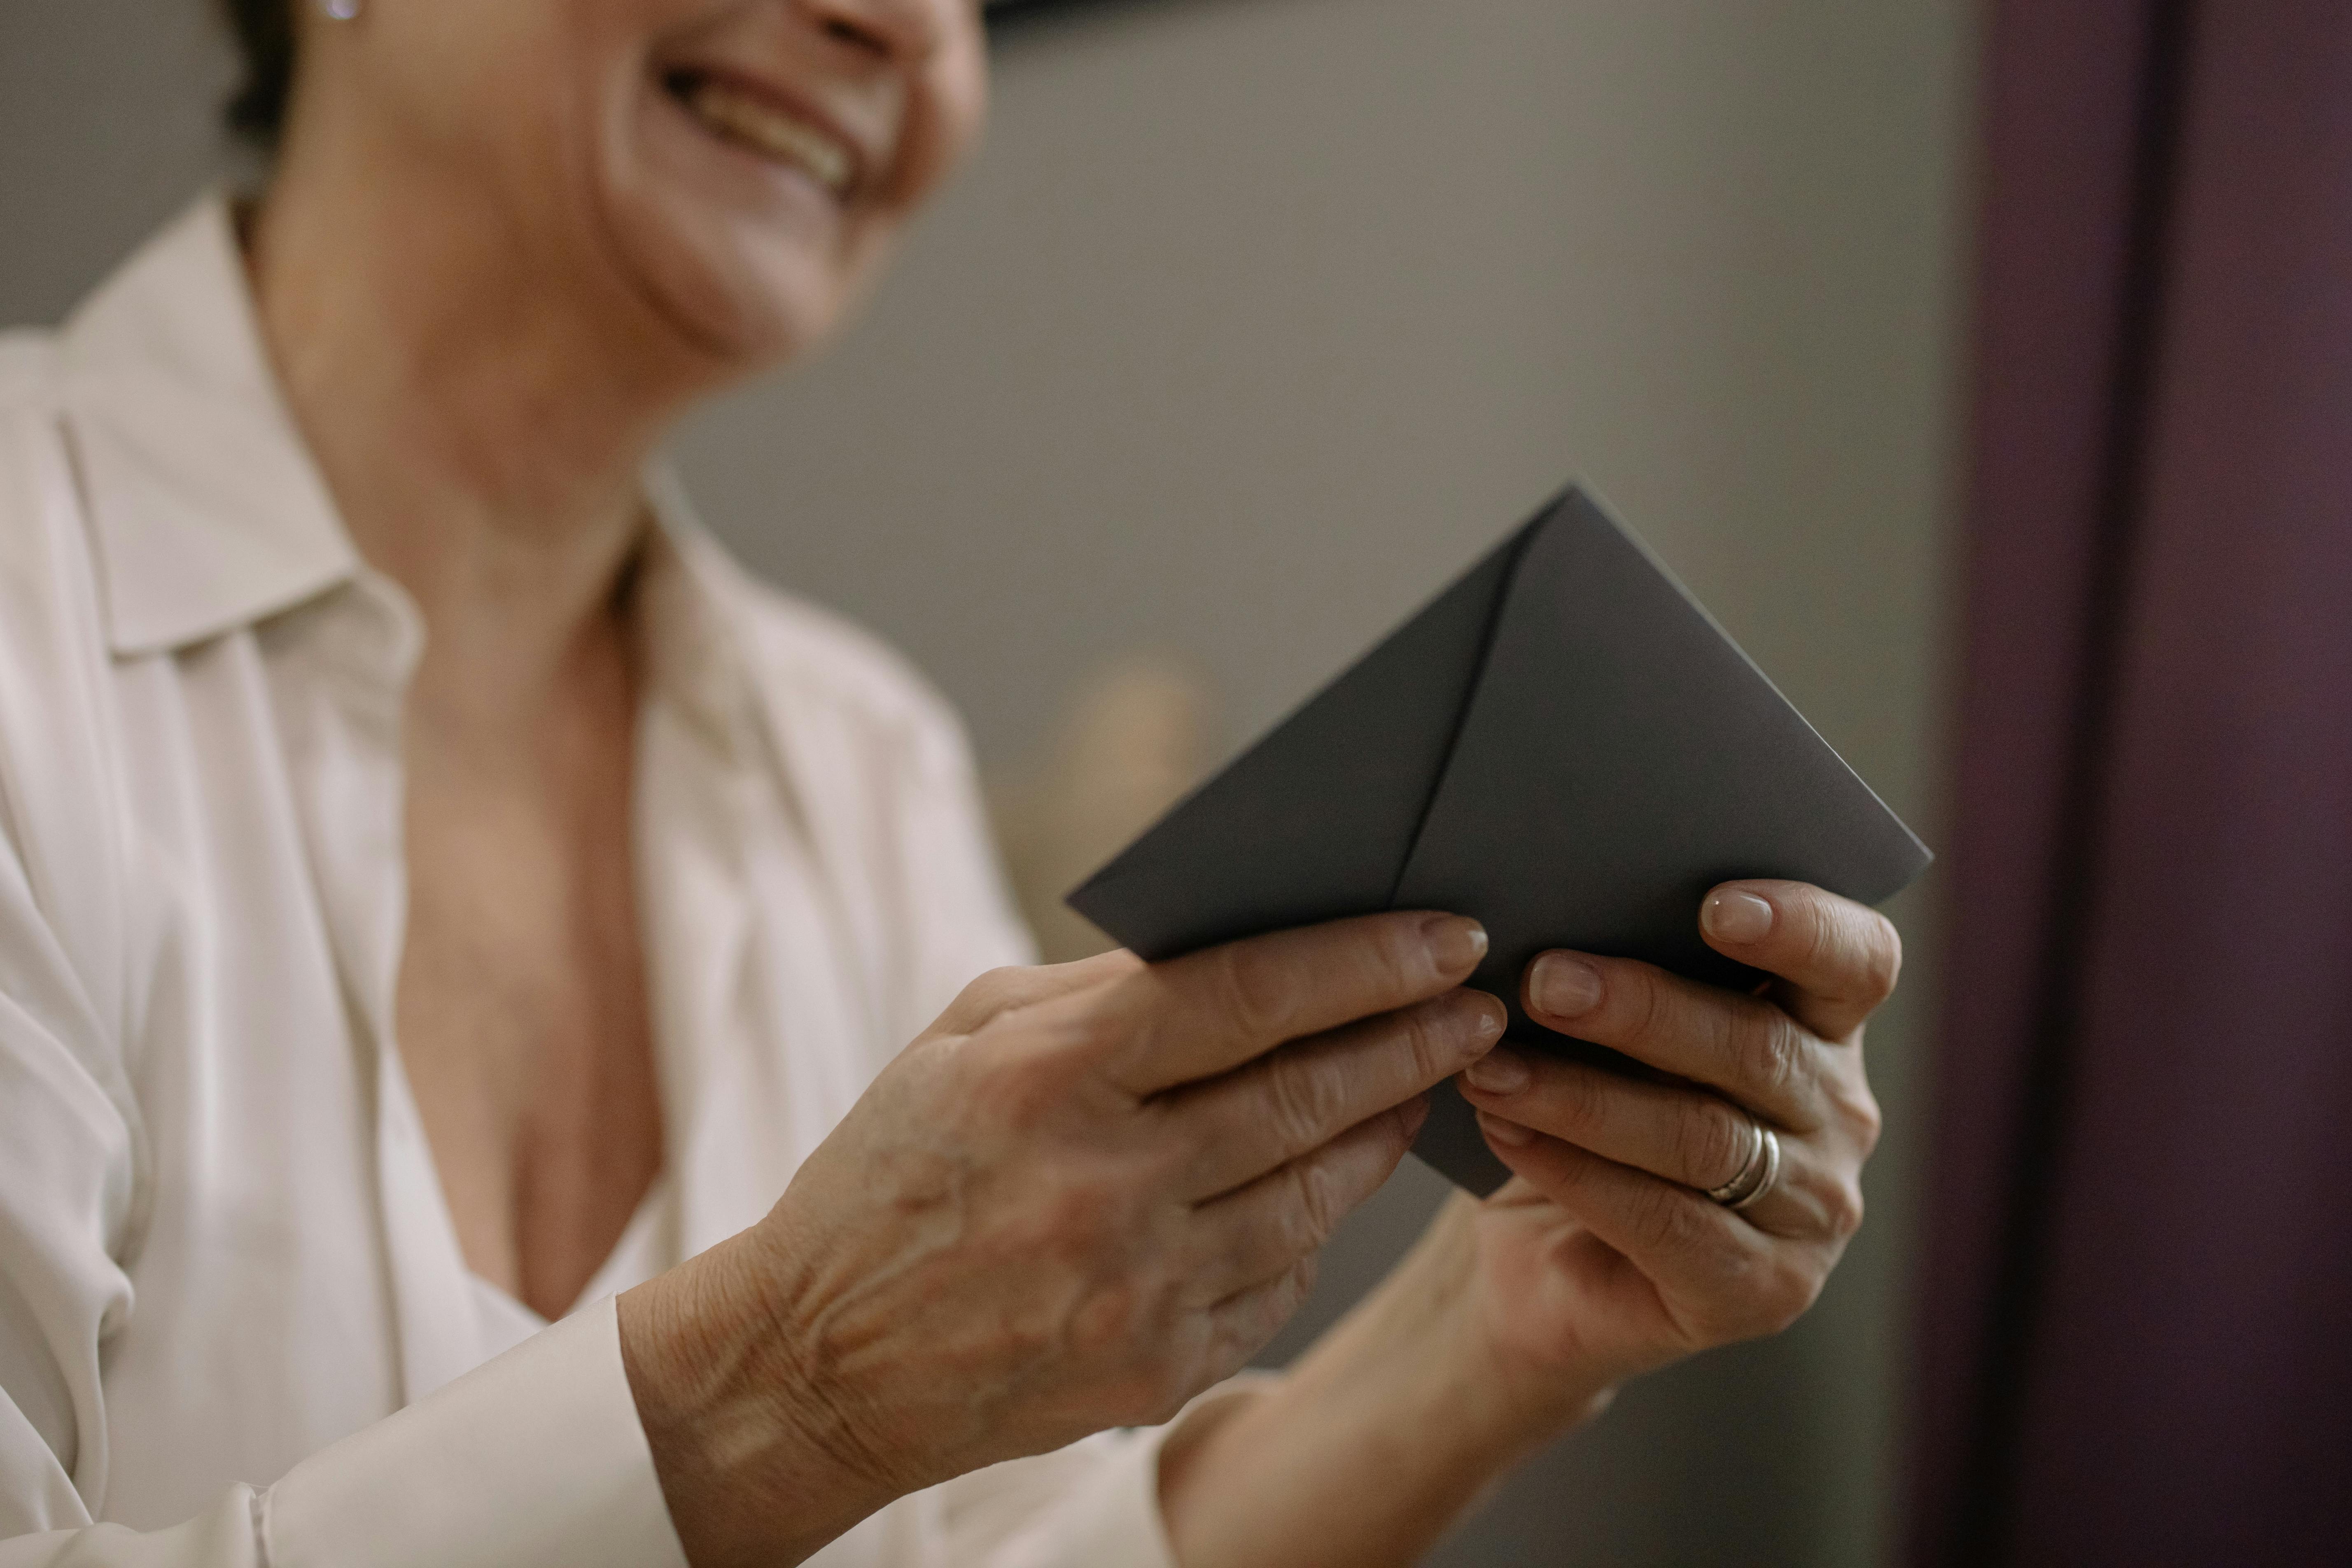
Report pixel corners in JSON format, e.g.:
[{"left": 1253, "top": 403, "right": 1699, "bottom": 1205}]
[{"left": 0, "top": 1, "right": 1897, "bottom": 1564}]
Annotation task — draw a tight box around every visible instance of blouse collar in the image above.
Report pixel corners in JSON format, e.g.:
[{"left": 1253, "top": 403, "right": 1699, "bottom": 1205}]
[
  {"left": 52, "top": 193, "right": 763, "bottom": 758},
  {"left": 58, "top": 195, "right": 355, "bottom": 657}
]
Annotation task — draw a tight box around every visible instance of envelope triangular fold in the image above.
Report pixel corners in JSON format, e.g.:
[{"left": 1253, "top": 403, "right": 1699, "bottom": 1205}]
[
  {"left": 1066, "top": 521, "right": 1535, "bottom": 960},
  {"left": 1067, "top": 483, "right": 1930, "bottom": 1197},
  {"left": 1394, "top": 488, "right": 1932, "bottom": 1190}
]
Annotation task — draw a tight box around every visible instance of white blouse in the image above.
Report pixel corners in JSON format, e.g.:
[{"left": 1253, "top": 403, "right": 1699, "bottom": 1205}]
[{"left": 0, "top": 198, "right": 1182, "bottom": 1567}]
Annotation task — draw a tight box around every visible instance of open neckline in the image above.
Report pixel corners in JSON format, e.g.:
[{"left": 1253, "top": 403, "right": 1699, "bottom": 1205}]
[{"left": 467, "top": 1175, "right": 675, "bottom": 1345}]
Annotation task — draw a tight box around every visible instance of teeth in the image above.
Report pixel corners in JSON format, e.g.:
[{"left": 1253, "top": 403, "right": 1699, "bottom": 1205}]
[{"left": 683, "top": 77, "right": 855, "bottom": 195}]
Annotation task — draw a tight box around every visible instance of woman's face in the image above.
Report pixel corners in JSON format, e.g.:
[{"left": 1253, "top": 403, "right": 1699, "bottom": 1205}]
[{"left": 310, "top": 0, "right": 988, "bottom": 372}]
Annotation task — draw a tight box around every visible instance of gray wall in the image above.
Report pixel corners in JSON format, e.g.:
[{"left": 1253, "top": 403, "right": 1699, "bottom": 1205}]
[{"left": 0, "top": 1, "right": 1974, "bottom": 1563}]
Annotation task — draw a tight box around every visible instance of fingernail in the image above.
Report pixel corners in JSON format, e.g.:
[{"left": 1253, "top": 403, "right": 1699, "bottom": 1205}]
[
  {"left": 1531, "top": 953, "right": 1603, "bottom": 1017},
  {"left": 1464, "top": 1047, "right": 1531, "bottom": 1096},
  {"left": 1703, "top": 889, "right": 1776, "bottom": 945},
  {"left": 1423, "top": 915, "right": 1489, "bottom": 974},
  {"left": 1400, "top": 1094, "right": 1433, "bottom": 1138},
  {"left": 1470, "top": 997, "right": 1505, "bottom": 1040},
  {"left": 1479, "top": 1111, "right": 1534, "bottom": 1148}
]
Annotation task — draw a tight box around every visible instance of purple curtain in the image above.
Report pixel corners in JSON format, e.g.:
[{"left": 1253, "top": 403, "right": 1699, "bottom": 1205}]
[{"left": 1908, "top": 1, "right": 2352, "bottom": 1563}]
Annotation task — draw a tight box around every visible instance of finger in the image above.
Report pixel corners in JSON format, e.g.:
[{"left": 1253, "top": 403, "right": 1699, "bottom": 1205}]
[
  {"left": 933, "top": 950, "right": 1139, "bottom": 1035},
  {"left": 1167, "top": 990, "right": 1501, "bottom": 1197},
  {"left": 1520, "top": 950, "right": 1826, "bottom": 1131},
  {"left": 1458, "top": 1051, "right": 1863, "bottom": 1242},
  {"left": 1698, "top": 880, "right": 1901, "bottom": 1042},
  {"left": 1104, "top": 912, "right": 1488, "bottom": 1094},
  {"left": 1474, "top": 1117, "right": 1822, "bottom": 1345},
  {"left": 1458, "top": 1046, "right": 1758, "bottom": 1192},
  {"left": 1203, "top": 1255, "right": 1320, "bottom": 1384},
  {"left": 1183, "top": 1098, "right": 1427, "bottom": 1301}
]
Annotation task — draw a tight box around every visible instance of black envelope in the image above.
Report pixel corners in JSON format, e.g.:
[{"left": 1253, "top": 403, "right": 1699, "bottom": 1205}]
[{"left": 1067, "top": 484, "right": 1932, "bottom": 1193}]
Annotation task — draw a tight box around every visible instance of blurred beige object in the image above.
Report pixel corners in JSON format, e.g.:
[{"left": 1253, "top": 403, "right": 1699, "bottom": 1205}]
[{"left": 993, "top": 658, "right": 1220, "bottom": 964}]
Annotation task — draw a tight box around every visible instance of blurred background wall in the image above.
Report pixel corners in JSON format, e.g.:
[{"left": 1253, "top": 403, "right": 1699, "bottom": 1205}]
[{"left": 0, "top": 1, "right": 1974, "bottom": 1563}]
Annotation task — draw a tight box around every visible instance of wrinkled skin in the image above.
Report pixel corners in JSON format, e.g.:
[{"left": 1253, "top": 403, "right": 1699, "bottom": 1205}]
[
  {"left": 1153, "top": 880, "right": 1897, "bottom": 1568},
  {"left": 247, "top": 2, "right": 1903, "bottom": 1564},
  {"left": 1459, "top": 880, "right": 1891, "bottom": 1391},
  {"left": 625, "top": 912, "right": 1501, "bottom": 1560}
]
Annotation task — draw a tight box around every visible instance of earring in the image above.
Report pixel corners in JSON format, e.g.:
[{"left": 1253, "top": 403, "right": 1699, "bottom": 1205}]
[{"left": 321, "top": 0, "right": 361, "bottom": 18}]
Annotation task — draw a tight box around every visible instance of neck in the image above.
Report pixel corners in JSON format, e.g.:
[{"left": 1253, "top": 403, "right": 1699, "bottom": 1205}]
[{"left": 245, "top": 98, "right": 717, "bottom": 721}]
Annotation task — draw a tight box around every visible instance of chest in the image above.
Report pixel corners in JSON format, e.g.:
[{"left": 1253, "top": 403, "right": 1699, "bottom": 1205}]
[
  {"left": 396, "top": 737, "right": 664, "bottom": 1318},
  {"left": 93, "top": 632, "right": 890, "bottom": 1523}
]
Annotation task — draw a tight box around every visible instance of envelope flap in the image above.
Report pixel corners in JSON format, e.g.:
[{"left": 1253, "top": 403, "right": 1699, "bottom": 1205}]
[
  {"left": 1395, "top": 486, "right": 1932, "bottom": 1190},
  {"left": 1066, "top": 520, "right": 1537, "bottom": 961}
]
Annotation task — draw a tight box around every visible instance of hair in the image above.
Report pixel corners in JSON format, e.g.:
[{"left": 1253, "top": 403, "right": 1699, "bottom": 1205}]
[{"left": 218, "top": 0, "right": 298, "bottom": 149}]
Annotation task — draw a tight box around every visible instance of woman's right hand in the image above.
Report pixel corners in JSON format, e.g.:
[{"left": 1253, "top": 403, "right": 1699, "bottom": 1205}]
[{"left": 618, "top": 911, "right": 1500, "bottom": 1568}]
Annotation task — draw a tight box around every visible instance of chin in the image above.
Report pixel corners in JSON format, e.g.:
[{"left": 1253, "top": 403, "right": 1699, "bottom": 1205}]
[
  {"left": 614, "top": 200, "right": 859, "bottom": 373},
  {"left": 582, "top": 64, "right": 894, "bottom": 380}
]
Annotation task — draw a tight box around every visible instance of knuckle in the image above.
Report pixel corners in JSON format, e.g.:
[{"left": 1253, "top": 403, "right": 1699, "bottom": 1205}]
[
  {"left": 1071, "top": 994, "right": 1141, "bottom": 1060},
  {"left": 967, "top": 966, "right": 1025, "bottom": 1011},
  {"left": 1846, "top": 1086, "right": 1885, "bottom": 1156},
  {"left": 1707, "top": 1249, "right": 1818, "bottom": 1342},
  {"left": 1677, "top": 1098, "right": 1752, "bottom": 1190},
  {"left": 1551, "top": 1064, "right": 1612, "bottom": 1137},
  {"left": 1216, "top": 942, "right": 1302, "bottom": 1041},
  {"left": 1399, "top": 1000, "right": 1456, "bottom": 1080},
  {"left": 1373, "top": 921, "right": 1439, "bottom": 992},
  {"left": 1375, "top": 1004, "right": 1436, "bottom": 1091},
  {"left": 1736, "top": 1010, "right": 1806, "bottom": 1098},
  {"left": 1263, "top": 1054, "right": 1348, "bottom": 1153},
  {"left": 1756, "top": 1258, "right": 1825, "bottom": 1336},
  {"left": 1279, "top": 1156, "right": 1345, "bottom": 1255},
  {"left": 1368, "top": 915, "right": 1433, "bottom": 994},
  {"left": 993, "top": 985, "right": 1120, "bottom": 1066},
  {"left": 1825, "top": 1178, "right": 1867, "bottom": 1243},
  {"left": 1861, "top": 915, "right": 1904, "bottom": 1002},
  {"left": 1397, "top": 994, "right": 1486, "bottom": 1081},
  {"left": 1094, "top": 949, "right": 1148, "bottom": 982},
  {"left": 1379, "top": 1096, "right": 1425, "bottom": 1157},
  {"left": 1807, "top": 903, "right": 1902, "bottom": 1011},
  {"left": 1250, "top": 1259, "right": 1319, "bottom": 1346},
  {"left": 1279, "top": 1254, "right": 1319, "bottom": 1314},
  {"left": 951, "top": 966, "right": 1036, "bottom": 1032},
  {"left": 1629, "top": 1181, "right": 1702, "bottom": 1255},
  {"left": 1803, "top": 902, "right": 1846, "bottom": 977},
  {"left": 1624, "top": 966, "right": 1675, "bottom": 1045}
]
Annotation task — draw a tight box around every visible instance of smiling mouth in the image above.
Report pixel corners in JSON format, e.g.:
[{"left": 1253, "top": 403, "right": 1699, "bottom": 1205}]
[{"left": 666, "top": 70, "right": 858, "bottom": 198}]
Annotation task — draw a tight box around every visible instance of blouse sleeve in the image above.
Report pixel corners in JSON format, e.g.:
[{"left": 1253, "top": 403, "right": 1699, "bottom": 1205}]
[
  {"left": 0, "top": 408, "right": 684, "bottom": 1568},
  {"left": 0, "top": 739, "right": 682, "bottom": 1566}
]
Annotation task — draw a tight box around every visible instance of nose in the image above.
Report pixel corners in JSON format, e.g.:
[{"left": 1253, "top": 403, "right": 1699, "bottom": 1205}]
[{"left": 795, "top": 0, "right": 946, "bottom": 63}]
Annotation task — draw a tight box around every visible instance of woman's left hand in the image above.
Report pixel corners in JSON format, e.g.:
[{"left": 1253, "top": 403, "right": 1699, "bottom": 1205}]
[
  {"left": 1448, "top": 878, "right": 1898, "bottom": 1417},
  {"left": 1150, "top": 879, "right": 1901, "bottom": 1568}
]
